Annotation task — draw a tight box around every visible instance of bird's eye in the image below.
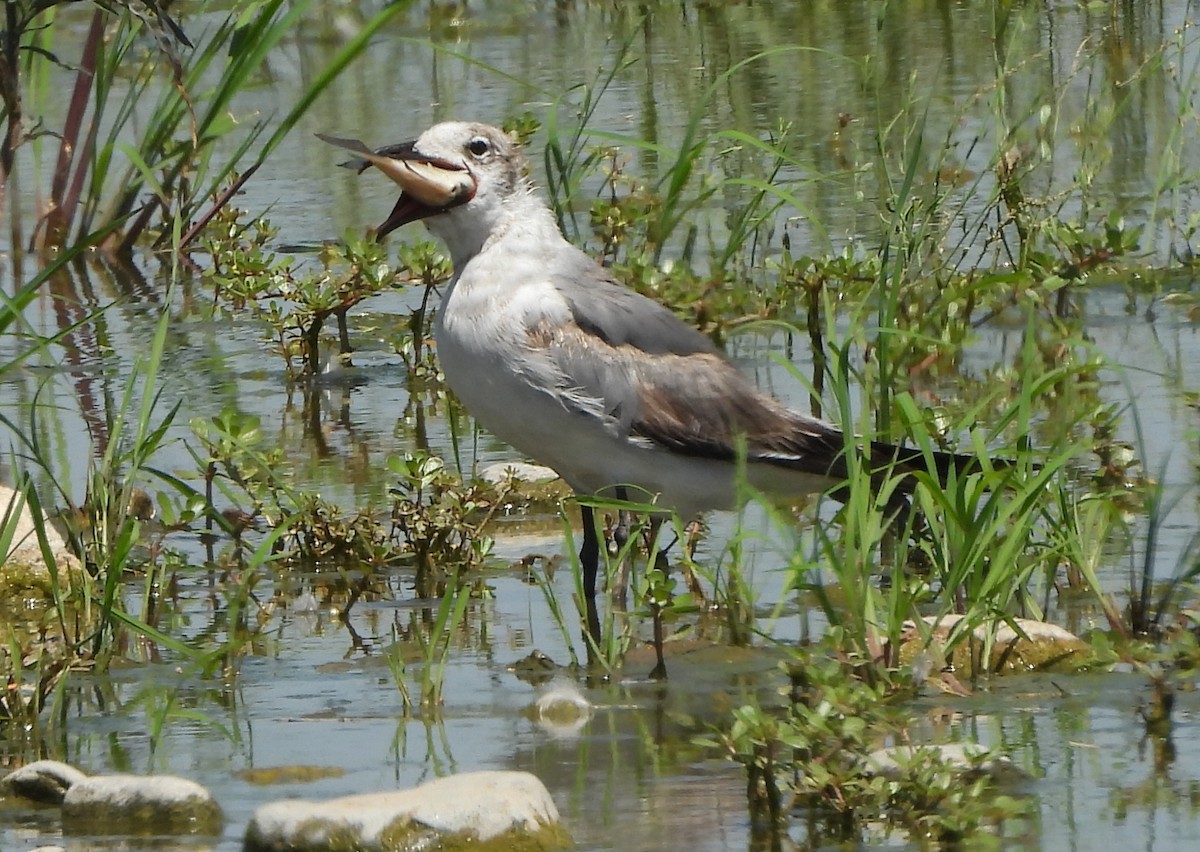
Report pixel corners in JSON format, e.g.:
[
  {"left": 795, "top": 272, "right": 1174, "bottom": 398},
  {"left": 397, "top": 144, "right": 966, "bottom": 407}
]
[{"left": 467, "top": 137, "right": 490, "bottom": 157}]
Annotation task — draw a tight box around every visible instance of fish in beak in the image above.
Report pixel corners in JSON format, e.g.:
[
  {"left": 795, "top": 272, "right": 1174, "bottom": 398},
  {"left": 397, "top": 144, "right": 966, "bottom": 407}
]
[{"left": 318, "top": 134, "right": 476, "bottom": 240}]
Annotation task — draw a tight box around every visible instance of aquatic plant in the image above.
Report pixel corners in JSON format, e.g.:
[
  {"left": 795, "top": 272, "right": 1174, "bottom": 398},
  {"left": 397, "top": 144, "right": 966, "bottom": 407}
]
[
  {"left": 381, "top": 448, "right": 505, "bottom": 710},
  {"left": 0, "top": 1, "right": 416, "bottom": 722},
  {"left": 702, "top": 648, "right": 1028, "bottom": 847},
  {"left": 2, "top": 0, "right": 407, "bottom": 255},
  {"left": 387, "top": 450, "right": 500, "bottom": 592},
  {"left": 387, "top": 573, "right": 474, "bottom": 713},
  {"left": 203, "top": 215, "right": 424, "bottom": 379}
]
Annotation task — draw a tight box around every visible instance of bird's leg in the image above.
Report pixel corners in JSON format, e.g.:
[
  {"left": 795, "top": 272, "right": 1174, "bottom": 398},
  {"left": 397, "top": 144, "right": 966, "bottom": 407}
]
[
  {"left": 579, "top": 504, "right": 602, "bottom": 647},
  {"left": 611, "top": 487, "right": 632, "bottom": 607},
  {"left": 646, "top": 518, "right": 707, "bottom": 602},
  {"left": 646, "top": 516, "right": 672, "bottom": 681},
  {"left": 612, "top": 487, "right": 631, "bottom": 551},
  {"left": 648, "top": 516, "right": 670, "bottom": 572}
]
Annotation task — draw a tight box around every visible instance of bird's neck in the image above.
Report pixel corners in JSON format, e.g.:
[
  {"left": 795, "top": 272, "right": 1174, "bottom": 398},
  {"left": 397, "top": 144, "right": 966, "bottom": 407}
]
[{"left": 428, "top": 193, "right": 562, "bottom": 272}]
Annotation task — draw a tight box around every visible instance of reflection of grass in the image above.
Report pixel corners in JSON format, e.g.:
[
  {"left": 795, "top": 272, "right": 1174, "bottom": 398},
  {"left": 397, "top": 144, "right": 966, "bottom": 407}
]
[
  {"left": 1, "top": 283, "right": 293, "bottom": 728},
  {"left": 387, "top": 575, "right": 474, "bottom": 713}
]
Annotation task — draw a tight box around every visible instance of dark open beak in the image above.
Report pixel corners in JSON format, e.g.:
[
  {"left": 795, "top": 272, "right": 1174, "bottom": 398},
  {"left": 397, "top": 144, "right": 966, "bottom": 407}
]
[{"left": 318, "top": 134, "right": 476, "bottom": 240}]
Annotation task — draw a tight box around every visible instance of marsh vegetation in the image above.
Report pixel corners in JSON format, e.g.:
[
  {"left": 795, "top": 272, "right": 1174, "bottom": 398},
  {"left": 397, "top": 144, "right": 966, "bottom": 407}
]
[{"left": 2, "top": 1, "right": 1199, "bottom": 849}]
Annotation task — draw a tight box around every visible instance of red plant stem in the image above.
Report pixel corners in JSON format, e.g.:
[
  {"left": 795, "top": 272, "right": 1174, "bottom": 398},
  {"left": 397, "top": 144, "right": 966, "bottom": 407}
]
[
  {"left": 0, "top": 2, "right": 24, "bottom": 242},
  {"left": 61, "top": 67, "right": 106, "bottom": 240},
  {"left": 178, "top": 161, "right": 261, "bottom": 252},
  {"left": 46, "top": 8, "right": 104, "bottom": 245}
]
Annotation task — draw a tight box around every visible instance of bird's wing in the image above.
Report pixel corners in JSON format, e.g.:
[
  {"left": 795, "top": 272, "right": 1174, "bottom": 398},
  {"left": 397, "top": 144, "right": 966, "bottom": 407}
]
[
  {"left": 532, "top": 321, "right": 977, "bottom": 487},
  {"left": 523, "top": 255, "right": 851, "bottom": 479},
  {"left": 550, "top": 250, "right": 721, "bottom": 357}
]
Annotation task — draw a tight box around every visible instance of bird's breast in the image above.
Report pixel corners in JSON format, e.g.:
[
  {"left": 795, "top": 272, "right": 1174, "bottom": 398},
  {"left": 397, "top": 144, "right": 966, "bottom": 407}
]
[{"left": 433, "top": 274, "right": 574, "bottom": 448}]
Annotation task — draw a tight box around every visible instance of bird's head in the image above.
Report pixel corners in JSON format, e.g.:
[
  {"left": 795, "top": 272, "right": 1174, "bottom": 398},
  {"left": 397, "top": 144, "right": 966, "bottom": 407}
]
[{"left": 322, "top": 122, "right": 529, "bottom": 259}]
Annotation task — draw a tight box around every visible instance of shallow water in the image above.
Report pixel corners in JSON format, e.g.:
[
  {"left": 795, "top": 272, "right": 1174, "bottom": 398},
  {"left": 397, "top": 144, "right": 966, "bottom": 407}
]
[
  {"left": 5, "top": 575, "right": 1200, "bottom": 851},
  {"left": 3, "top": 2, "right": 1200, "bottom": 849}
]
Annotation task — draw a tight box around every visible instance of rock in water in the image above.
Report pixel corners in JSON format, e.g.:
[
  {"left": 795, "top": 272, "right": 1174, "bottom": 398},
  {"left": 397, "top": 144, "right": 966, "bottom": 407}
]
[
  {"left": 62, "top": 774, "right": 223, "bottom": 835},
  {"left": 244, "top": 770, "right": 569, "bottom": 851}
]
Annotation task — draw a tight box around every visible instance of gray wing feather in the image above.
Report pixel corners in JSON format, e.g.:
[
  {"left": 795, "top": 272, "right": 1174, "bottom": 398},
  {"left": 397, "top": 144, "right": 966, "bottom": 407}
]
[
  {"left": 530, "top": 318, "right": 849, "bottom": 479},
  {"left": 551, "top": 249, "right": 720, "bottom": 357}
]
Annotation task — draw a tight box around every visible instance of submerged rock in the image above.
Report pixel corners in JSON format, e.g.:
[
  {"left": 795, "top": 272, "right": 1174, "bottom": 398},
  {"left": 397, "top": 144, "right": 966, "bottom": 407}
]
[
  {"left": 509, "top": 649, "right": 564, "bottom": 685},
  {"left": 905, "top": 614, "right": 1087, "bottom": 674},
  {"left": 2, "top": 484, "right": 71, "bottom": 559},
  {"left": 479, "top": 462, "right": 560, "bottom": 487},
  {"left": 529, "top": 678, "right": 593, "bottom": 739},
  {"left": 237, "top": 765, "right": 346, "bottom": 786},
  {"left": 477, "top": 462, "right": 571, "bottom": 509},
  {"left": 534, "top": 679, "right": 591, "bottom": 719},
  {"left": 244, "top": 770, "right": 569, "bottom": 851},
  {"left": 864, "top": 744, "right": 1031, "bottom": 783},
  {"left": 0, "top": 483, "right": 85, "bottom": 599},
  {"left": 61, "top": 774, "right": 223, "bottom": 835},
  {"left": 0, "top": 484, "right": 91, "bottom": 679},
  {"left": 1, "top": 760, "right": 87, "bottom": 804}
]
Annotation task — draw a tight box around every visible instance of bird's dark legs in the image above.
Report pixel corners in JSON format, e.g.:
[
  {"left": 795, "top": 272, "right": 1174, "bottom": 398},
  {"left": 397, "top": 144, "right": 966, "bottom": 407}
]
[
  {"left": 580, "top": 504, "right": 600, "bottom": 597},
  {"left": 579, "top": 504, "right": 602, "bottom": 647},
  {"left": 648, "top": 516, "right": 670, "bottom": 571},
  {"left": 578, "top": 498, "right": 690, "bottom": 675},
  {"left": 646, "top": 515, "right": 670, "bottom": 680},
  {"left": 611, "top": 487, "right": 632, "bottom": 607},
  {"left": 613, "top": 487, "right": 631, "bottom": 550}
]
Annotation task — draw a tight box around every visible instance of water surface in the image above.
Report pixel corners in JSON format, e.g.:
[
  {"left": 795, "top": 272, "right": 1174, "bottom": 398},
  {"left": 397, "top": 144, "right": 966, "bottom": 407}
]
[{"left": 3, "top": 3, "right": 1200, "bottom": 850}]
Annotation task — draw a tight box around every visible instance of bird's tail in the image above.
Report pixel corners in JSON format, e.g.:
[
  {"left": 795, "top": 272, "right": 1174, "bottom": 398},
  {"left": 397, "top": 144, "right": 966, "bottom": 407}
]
[{"left": 865, "top": 440, "right": 992, "bottom": 490}]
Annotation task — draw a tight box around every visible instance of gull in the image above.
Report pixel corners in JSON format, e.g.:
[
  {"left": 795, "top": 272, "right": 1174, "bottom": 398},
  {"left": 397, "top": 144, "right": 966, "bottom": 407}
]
[{"left": 322, "top": 122, "right": 974, "bottom": 641}]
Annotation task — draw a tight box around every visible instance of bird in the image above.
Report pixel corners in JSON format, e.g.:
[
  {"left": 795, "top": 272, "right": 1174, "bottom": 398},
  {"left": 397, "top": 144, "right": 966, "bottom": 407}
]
[{"left": 321, "top": 122, "right": 977, "bottom": 643}]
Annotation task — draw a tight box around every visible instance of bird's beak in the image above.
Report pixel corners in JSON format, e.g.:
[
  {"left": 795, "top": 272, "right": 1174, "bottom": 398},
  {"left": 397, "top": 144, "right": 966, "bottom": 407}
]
[{"left": 318, "top": 134, "right": 477, "bottom": 240}]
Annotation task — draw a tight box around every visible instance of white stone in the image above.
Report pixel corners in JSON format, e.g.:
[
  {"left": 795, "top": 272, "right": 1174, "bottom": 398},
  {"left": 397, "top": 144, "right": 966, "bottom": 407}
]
[
  {"left": 1, "top": 483, "right": 72, "bottom": 565},
  {"left": 245, "top": 770, "right": 562, "bottom": 850},
  {"left": 62, "top": 774, "right": 222, "bottom": 832},
  {"left": 1, "top": 760, "right": 87, "bottom": 804},
  {"left": 917, "top": 613, "right": 1082, "bottom": 645}
]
